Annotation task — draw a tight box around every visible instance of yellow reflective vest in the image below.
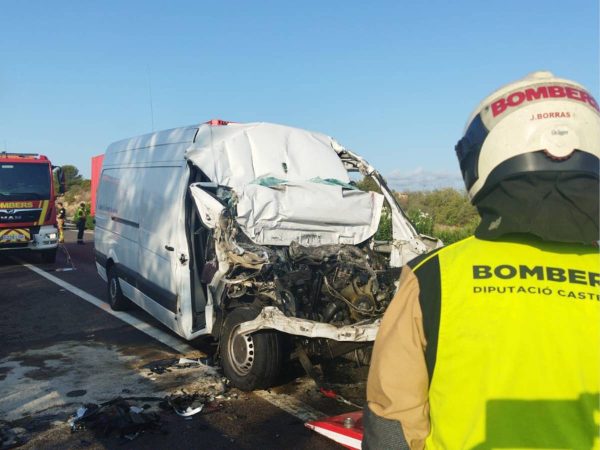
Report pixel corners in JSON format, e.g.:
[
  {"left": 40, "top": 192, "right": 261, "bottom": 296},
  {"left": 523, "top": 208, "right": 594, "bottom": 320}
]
[{"left": 417, "top": 237, "right": 600, "bottom": 449}]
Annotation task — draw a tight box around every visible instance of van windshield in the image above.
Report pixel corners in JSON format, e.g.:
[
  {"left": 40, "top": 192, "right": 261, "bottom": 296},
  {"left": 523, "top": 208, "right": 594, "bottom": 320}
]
[{"left": 0, "top": 163, "right": 51, "bottom": 200}]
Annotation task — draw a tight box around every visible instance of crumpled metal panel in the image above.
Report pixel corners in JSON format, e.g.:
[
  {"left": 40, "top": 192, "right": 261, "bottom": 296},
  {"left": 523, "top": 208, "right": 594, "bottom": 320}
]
[
  {"left": 236, "top": 181, "right": 384, "bottom": 246},
  {"left": 236, "top": 307, "right": 380, "bottom": 342},
  {"left": 186, "top": 122, "right": 350, "bottom": 192}
]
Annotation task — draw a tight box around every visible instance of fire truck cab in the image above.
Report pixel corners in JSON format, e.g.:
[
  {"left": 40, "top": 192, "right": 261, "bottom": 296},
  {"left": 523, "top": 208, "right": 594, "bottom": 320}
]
[{"left": 0, "top": 152, "right": 62, "bottom": 263}]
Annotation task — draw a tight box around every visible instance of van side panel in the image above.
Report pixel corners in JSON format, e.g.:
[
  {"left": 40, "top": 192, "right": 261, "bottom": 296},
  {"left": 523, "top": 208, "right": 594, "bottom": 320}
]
[
  {"left": 95, "top": 167, "right": 141, "bottom": 273},
  {"left": 96, "top": 126, "right": 198, "bottom": 339}
]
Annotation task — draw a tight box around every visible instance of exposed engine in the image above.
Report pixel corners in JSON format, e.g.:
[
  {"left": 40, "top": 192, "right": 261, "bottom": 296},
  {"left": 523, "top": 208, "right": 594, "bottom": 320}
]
[{"left": 214, "top": 211, "right": 400, "bottom": 327}]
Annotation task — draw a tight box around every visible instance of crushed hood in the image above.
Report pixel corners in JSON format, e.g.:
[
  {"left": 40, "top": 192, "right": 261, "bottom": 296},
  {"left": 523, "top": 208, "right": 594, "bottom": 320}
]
[{"left": 187, "top": 123, "right": 384, "bottom": 246}]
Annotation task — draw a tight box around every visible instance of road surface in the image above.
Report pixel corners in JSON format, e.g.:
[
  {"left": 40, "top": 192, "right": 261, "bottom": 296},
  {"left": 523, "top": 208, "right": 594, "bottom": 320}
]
[{"left": 0, "top": 229, "right": 367, "bottom": 449}]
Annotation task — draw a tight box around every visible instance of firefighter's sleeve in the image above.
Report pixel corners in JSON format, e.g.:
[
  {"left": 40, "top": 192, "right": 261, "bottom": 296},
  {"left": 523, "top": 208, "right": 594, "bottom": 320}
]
[{"left": 363, "top": 265, "right": 429, "bottom": 450}]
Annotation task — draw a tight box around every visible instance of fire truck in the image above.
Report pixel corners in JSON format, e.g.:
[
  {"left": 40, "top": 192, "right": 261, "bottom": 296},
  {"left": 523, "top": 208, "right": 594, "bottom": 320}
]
[{"left": 0, "top": 152, "right": 65, "bottom": 263}]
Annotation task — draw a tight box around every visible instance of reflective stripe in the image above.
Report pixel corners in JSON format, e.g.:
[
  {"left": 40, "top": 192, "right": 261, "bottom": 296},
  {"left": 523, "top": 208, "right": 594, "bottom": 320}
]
[
  {"left": 0, "top": 228, "right": 31, "bottom": 243},
  {"left": 425, "top": 238, "right": 600, "bottom": 449},
  {"left": 37, "top": 200, "right": 49, "bottom": 225}
]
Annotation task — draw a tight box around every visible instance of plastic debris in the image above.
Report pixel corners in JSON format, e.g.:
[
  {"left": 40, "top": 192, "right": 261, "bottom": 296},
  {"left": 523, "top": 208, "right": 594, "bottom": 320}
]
[
  {"left": 175, "top": 404, "right": 203, "bottom": 417},
  {"left": 162, "top": 391, "right": 207, "bottom": 418}
]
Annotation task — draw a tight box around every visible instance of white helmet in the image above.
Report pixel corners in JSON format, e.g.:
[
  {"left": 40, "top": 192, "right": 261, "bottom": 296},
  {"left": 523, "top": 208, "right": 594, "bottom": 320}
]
[{"left": 456, "top": 71, "right": 600, "bottom": 243}]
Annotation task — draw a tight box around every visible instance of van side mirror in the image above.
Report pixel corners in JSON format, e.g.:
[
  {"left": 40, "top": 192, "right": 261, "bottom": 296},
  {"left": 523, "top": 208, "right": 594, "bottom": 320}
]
[{"left": 53, "top": 166, "right": 66, "bottom": 194}]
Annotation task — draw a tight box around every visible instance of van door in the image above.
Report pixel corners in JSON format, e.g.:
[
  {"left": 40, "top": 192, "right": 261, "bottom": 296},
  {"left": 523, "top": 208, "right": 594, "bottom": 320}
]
[{"left": 136, "top": 164, "right": 190, "bottom": 333}]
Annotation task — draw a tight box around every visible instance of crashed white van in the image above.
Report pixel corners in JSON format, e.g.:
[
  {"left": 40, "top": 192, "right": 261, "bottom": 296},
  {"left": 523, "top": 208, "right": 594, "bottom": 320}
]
[{"left": 95, "top": 120, "right": 438, "bottom": 390}]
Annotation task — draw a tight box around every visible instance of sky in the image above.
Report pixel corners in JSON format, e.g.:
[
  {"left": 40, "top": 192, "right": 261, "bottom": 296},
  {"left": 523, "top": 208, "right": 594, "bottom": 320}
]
[{"left": 0, "top": 0, "right": 598, "bottom": 190}]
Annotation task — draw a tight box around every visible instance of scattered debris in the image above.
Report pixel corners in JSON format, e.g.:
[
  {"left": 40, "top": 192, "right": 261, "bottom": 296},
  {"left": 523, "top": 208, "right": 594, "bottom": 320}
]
[
  {"left": 0, "top": 421, "right": 25, "bottom": 449},
  {"left": 68, "top": 398, "right": 162, "bottom": 441},
  {"left": 144, "top": 357, "right": 211, "bottom": 376},
  {"left": 162, "top": 391, "right": 207, "bottom": 418},
  {"left": 160, "top": 387, "right": 229, "bottom": 419}
]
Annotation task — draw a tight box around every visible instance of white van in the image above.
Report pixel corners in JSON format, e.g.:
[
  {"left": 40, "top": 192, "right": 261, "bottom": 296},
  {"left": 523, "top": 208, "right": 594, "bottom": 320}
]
[{"left": 95, "top": 120, "right": 439, "bottom": 390}]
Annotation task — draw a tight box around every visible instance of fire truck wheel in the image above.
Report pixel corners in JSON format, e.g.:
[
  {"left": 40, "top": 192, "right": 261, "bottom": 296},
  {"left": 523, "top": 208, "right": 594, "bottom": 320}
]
[
  {"left": 41, "top": 249, "right": 57, "bottom": 264},
  {"left": 107, "top": 265, "right": 130, "bottom": 311},
  {"left": 221, "top": 308, "right": 282, "bottom": 391}
]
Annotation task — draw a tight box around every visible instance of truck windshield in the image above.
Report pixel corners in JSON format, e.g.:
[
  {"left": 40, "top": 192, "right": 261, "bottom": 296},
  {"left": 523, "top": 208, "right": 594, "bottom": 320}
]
[{"left": 0, "top": 163, "right": 51, "bottom": 200}]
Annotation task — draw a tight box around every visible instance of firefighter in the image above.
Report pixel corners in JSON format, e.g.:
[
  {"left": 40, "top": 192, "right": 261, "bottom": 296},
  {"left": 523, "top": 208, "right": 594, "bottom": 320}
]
[
  {"left": 75, "top": 202, "right": 87, "bottom": 245},
  {"left": 363, "top": 72, "right": 599, "bottom": 449},
  {"left": 56, "top": 202, "right": 66, "bottom": 243}
]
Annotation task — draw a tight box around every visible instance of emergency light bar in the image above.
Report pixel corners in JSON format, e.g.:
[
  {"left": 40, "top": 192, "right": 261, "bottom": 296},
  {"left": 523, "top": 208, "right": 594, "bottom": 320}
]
[
  {"left": 206, "top": 119, "right": 230, "bottom": 126},
  {"left": 0, "top": 152, "right": 47, "bottom": 160}
]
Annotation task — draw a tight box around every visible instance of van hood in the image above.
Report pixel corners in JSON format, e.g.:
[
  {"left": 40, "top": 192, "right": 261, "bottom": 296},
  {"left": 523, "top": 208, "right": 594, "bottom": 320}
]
[{"left": 186, "top": 122, "right": 384, "bottom": 246}]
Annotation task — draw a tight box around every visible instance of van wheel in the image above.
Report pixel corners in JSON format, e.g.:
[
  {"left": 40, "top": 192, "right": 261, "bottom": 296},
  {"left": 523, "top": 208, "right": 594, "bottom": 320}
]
[
  {"left": 107, "top": 266, "right": 130, "bottom": 311},
  {"left": 41, "top": 249, "right": 57, "bottom": 264},
  {"left": 221, "top": 308, "right": 282, "bottom": 391}
]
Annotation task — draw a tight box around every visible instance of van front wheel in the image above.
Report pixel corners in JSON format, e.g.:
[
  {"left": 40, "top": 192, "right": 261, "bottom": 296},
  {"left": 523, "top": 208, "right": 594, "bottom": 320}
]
[
  {"left": 221, "top": 308, "right": 282, "bottom": 391},
  {"left": 107, "top": 266, "right": 130, "bottom": 311}
]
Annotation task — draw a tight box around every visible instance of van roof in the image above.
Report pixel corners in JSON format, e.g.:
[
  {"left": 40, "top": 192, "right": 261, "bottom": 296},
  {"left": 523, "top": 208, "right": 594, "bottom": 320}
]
[{"left": 105, "top": 122, "right": 350, "bottom": 191}]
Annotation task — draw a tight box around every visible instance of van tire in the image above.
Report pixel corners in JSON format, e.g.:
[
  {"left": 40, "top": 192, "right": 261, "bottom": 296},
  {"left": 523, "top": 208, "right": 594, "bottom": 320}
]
[
  {"left": 41, "top": 249, "right": 57, "bottom": 264},
  {"left": 221, "top": 308, "right": 282, "bottom": 391},
  {"left": 107, "top": 266, "right": 130, "bottom": 311}
]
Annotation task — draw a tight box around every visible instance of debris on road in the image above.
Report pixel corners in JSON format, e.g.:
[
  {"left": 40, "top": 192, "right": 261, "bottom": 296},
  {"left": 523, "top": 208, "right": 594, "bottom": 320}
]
[
  {"left": 68, "top": 398, "right": 162, "bottom": 441},
  {"left": 161, "top": 385, "right": 228, "bottom": 419},
  {"left": 144, "top": 357, "right": 212, "bottom": 376},
  {"left": 163, "top": 392, "right": 206, "bottom": 417},
  {"left": 0, "top": 421, "right": 26, "bottom": 450}
]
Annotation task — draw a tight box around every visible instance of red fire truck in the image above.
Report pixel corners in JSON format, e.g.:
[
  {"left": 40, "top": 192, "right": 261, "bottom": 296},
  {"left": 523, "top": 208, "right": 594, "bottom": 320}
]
[{"left": 0, "top": 152, "right": 64, "bottom": 262}]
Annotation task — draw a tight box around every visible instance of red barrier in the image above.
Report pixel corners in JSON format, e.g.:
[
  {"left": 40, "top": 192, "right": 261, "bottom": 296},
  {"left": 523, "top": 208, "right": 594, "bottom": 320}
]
[{"left": 90, "top": 154, "right": 104, "bottom": 216}]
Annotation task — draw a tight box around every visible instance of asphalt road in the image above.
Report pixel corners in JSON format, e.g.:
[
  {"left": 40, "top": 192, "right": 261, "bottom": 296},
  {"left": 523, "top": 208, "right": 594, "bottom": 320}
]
[{"left": 0, "top": 229, "right": 366, "bottom": 449}]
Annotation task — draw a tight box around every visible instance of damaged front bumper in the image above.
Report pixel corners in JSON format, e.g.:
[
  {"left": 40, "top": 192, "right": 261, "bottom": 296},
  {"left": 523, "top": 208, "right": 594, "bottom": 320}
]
[{"left": 235, "top": 306, "right": 380, "bottom": 342}]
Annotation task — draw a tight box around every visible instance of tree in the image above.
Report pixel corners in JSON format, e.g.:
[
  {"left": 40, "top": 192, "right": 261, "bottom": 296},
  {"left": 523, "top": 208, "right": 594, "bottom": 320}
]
[{"left": 61, "top": 165, "right": 84, "bottom": 190}]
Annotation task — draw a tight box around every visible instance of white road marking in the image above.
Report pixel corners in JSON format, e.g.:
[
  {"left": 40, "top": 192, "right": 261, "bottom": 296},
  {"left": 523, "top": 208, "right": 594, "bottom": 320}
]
[
  {"left": 21, "top": 261, "right": 330, "bottom": 425},
  {"left": 21, "top": 262, "right": 196, "bottom": 355},
  {"left": 255, "top": 390, "right": 322, "bottom": 422}
]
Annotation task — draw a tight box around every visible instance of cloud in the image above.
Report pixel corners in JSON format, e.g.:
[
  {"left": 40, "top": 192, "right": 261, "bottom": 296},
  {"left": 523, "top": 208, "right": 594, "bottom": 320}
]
[{"left": 385, "top": 167, "right": 465, "bottom": 192}]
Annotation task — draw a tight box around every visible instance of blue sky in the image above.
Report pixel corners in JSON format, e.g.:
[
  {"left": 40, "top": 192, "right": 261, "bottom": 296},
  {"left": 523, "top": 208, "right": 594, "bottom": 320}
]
[{"left": 0, "top": 0, "right": 597, "bottom": 189}]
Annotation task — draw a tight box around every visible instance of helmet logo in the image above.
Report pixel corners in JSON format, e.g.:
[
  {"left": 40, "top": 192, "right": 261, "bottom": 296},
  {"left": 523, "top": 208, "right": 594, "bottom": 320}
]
[{"left": 490, "top": 85, "right": 599, "bottom": 118}]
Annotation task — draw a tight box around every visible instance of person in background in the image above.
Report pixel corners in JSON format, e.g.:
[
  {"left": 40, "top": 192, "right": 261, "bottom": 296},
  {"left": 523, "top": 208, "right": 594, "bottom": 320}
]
[
  {"left": 363, "top": 72, "right": 599, "bottom": 449},
  {"left": 56, "top": 202, "right": 66, "bottom": 243},
  {"left": 75, "top": 202, "right": 87, "bottom": 245}
]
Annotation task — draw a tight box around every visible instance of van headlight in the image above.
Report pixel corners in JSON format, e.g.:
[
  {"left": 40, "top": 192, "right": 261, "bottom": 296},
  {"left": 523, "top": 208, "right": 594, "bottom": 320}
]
[{"left": 46, "top": 232, "right": 58, "bottom": 239}]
